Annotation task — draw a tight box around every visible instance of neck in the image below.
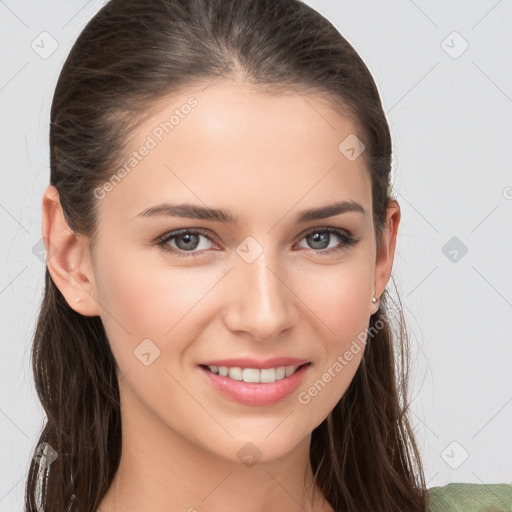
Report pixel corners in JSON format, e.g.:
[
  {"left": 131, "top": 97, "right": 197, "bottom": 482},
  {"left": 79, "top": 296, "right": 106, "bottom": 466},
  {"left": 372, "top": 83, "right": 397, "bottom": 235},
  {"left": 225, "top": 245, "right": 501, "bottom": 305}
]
[{"left": 96, "top": 381, "right": 333, "bottom": 512}]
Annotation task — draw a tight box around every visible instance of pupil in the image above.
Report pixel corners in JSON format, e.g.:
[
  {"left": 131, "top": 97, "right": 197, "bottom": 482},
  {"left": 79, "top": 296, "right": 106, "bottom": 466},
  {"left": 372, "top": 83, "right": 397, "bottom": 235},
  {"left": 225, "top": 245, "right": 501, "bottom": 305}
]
[
  {"left": 179, "top": 234, "right": 198, "bottom": 250},
  {"left": 310, "top": 232, "right": 328, "bottom": 249}
]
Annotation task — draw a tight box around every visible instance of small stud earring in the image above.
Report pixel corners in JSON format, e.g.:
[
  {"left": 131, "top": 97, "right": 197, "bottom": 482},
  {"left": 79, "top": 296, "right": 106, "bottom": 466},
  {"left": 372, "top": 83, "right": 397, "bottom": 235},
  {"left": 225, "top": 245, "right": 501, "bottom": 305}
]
[
  {"left": 372, "top": 292, "right": 381, "bottom": 311},
  {"left": 75, "top": 298, "right": 80, "bottom": 303}
]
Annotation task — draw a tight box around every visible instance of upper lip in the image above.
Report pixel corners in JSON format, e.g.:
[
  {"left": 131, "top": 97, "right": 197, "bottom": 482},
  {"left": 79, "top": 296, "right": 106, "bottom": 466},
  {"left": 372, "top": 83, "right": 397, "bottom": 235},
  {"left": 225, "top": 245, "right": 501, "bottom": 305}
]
[{"left": 199, "top": 357, "right": 310, "bottom": 369}]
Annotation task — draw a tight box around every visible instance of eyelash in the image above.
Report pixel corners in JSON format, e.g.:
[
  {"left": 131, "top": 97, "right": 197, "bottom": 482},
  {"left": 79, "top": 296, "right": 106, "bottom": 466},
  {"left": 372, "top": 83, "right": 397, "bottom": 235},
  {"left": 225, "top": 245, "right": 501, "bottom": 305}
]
[{"left": 155, "top": 227, "right": 358, "bottom": 258}]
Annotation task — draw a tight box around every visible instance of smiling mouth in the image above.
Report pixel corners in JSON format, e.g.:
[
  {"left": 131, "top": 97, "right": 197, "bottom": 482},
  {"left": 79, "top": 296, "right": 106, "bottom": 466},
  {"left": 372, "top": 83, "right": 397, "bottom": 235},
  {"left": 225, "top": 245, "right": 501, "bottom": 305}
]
[{"left": 199, "top": 362, "right": 311, "bottom": 384}]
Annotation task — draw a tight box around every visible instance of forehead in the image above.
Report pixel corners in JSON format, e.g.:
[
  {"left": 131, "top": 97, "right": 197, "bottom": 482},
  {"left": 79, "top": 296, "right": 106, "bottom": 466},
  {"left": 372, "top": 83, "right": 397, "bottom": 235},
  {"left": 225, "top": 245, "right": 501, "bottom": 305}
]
[{"left": 97, "top": 82, "right": 372, "bottom": 226}]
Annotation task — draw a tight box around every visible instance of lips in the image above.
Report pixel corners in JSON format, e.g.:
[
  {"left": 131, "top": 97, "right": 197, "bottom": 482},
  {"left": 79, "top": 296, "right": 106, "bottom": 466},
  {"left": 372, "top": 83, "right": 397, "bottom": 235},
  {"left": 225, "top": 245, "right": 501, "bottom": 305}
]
[
  {"left": 198, "top": 361, "right": 311, "bottom": 406},
  {"left": 198, "top": 356, "right": 310, "bottom": 369}
]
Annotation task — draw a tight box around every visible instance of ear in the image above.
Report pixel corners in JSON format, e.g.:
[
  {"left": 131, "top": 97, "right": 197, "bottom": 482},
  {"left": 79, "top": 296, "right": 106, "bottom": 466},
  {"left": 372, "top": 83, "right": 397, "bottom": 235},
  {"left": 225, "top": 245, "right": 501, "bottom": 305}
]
[
  {"left": 41, "top": 185, "right": 100, "bottom": 316},
  {"left": 372, "top": 199, "right": 401, "bottom": 314}
]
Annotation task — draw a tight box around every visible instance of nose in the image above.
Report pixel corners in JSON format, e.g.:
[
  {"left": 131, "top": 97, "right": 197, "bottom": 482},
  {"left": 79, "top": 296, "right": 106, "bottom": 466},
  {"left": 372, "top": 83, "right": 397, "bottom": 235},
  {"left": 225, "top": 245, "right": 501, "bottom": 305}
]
[{"left": 223, "top": 248, "right": 299, "bottom": 341}]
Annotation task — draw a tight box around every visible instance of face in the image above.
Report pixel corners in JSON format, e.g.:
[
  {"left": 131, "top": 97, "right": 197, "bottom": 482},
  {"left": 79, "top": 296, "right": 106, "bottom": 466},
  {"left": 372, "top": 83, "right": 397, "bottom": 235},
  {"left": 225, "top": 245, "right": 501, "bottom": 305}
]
[{"left": 46, "top": 81, "right": 398, "bottom": 465}]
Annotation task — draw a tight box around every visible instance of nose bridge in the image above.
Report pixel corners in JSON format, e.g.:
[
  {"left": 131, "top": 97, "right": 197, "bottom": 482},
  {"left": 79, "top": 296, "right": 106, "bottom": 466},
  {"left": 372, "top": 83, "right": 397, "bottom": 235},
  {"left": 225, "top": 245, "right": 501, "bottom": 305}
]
[{"left": 225, "top": 240, "right": 296, "bottom": 339}]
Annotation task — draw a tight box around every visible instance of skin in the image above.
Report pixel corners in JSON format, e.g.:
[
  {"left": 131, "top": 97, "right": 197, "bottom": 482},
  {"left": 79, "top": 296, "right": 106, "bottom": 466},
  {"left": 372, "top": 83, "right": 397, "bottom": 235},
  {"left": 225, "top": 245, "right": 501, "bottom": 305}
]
[{"left": 42, "top": 81, "right": 400, "bottom": 512}]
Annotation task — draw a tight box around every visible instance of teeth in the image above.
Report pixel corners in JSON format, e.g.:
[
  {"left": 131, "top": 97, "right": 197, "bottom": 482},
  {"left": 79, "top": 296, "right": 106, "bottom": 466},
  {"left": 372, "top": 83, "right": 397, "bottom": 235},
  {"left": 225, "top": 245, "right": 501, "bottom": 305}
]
[
  {"left": 206, "top": 365, "right": 301, "bottom": 383},
  {"left": 284, "top": 366, "right": 296, "bottom": 377},
  {"left": 243, "top": 368, "right": 259, "bottom": 382},
  {"left": 229, "top": 367, "right": 243, "bottom": 381}
]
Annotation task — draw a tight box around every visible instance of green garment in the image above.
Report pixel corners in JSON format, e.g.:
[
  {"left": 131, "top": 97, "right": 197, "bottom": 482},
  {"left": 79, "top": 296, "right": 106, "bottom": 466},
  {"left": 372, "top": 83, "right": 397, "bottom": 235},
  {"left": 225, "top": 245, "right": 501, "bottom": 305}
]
[{"left": 427, "top": 483, "right": 512, "bottom": 511}]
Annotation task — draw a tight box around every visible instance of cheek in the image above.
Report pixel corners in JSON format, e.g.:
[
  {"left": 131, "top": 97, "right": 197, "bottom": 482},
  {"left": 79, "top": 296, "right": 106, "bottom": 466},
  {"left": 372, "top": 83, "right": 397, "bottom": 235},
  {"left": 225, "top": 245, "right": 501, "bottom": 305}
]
[
  {"left": 293, "top": 262, "right": 372, "bottom": 405},
  {"left": 92, "top": 249, "right": 220, "bottom": 370},
  {"left": 296, "top": 257, "right": 373, "bottom": 340},
  {"left": 92, "top": 248, "right": 163, "bottom": 362}
]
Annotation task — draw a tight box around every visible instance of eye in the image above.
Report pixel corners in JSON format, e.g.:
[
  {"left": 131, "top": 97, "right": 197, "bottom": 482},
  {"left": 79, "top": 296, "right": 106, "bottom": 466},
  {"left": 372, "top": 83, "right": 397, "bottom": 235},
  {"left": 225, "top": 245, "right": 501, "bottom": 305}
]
[
  {"left": 156, "top": 227, "right": 358, "bottom": 258},
  {"left": 296, "top": 227, "right": 358, "bottom": 255},
  {"left": 156, "top": 229, "right": 216, "bottom": 258}
]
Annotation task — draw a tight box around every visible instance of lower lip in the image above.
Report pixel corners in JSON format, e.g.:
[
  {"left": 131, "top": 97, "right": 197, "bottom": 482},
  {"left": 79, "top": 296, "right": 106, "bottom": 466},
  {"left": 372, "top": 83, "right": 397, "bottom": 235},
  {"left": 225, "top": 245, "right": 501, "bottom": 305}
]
[{"left": 198, "top": 363, "right": 311, "bottom": 406}]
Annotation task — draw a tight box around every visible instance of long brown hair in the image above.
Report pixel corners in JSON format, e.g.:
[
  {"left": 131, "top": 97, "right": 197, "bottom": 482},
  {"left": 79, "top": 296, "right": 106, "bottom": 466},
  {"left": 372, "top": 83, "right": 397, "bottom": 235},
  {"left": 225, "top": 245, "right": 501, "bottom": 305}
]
[{"left": 26, "top": 0, "right": 427, "bottom": 510}]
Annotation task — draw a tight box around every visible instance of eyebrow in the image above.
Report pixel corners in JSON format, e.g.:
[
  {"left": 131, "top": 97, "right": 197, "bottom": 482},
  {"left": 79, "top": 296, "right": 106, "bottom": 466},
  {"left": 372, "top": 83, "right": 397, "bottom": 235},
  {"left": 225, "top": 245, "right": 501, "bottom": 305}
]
[{"left": 136, "top": 200, "right": 366, "bottom": 224}]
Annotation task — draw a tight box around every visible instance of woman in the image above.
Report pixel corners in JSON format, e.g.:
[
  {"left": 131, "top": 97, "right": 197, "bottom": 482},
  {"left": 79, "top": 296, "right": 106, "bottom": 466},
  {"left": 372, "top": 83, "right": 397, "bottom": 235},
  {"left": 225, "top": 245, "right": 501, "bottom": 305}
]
[{"left": 26, "top": 0, "right": 511, "bottom": 511}]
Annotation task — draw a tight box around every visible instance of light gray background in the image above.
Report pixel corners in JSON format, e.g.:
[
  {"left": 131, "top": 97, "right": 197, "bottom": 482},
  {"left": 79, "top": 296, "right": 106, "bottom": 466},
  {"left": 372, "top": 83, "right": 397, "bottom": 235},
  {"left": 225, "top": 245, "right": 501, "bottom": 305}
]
[{"left": 1, "top": 0, "right": 511, "bottom": 509}]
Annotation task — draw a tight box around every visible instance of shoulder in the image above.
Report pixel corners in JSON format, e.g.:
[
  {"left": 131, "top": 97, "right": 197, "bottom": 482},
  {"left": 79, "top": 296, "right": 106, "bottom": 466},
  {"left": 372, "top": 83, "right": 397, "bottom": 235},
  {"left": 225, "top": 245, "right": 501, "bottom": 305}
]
[{"left": 427, "top": 482, "right": 512, "bottom": 512}]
